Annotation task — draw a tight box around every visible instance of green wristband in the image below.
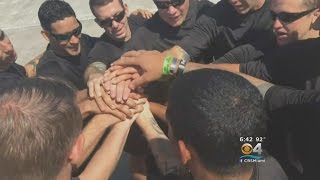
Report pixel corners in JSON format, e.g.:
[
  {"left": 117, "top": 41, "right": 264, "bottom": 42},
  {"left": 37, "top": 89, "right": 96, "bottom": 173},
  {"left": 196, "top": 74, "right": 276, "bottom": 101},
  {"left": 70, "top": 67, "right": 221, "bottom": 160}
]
[{"left": 163, "top": 55, "right": 173, "bottom": 76}]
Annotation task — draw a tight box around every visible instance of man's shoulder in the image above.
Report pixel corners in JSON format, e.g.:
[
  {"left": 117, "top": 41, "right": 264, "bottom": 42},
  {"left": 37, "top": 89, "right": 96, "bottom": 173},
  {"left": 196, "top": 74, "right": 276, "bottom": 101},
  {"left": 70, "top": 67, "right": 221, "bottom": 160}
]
[
  {"left": 1, "top": 63, "right": 26, "bottom": 79},
  {"left": 81, "top": 33, "right": 98, "bottom": 48},
  {"left": 275, "top": 37, "right": 320, "bottom": 58},
  {"left": 192, "top": 0, "right": 215, "bottom": 13},
  {"left": 39, "top": 50, "right": 60, "bottom": 65},
  {"left": 128, "top": 14, "right": 148, "bottom": 33}
]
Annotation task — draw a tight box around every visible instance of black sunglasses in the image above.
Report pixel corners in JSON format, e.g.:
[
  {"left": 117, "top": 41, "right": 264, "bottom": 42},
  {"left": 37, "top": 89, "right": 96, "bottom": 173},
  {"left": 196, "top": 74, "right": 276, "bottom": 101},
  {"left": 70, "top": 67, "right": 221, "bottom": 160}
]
[
  {"left": 271, "top": 8, "right": 317, "bottom": 23},
  {"left": 50, "top": 20, "right": 82, "bottom": 42},
  {"left": 154, "top": 0, "right": 185, "bottom": 9},
  {"left": 95, "top": 9, "right": 126, "bottom": 27}
]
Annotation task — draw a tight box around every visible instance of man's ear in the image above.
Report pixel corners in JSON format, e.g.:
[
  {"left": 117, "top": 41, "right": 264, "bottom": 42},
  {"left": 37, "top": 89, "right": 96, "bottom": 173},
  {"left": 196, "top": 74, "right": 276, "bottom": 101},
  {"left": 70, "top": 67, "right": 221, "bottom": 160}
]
[
  {"left": 312, "top": 8, "right": 320, "bottom": 24},
  {"left": 68, "top": 133, "right": 85, "bottom": 165},
  {"left": 41, "top": 30, "right": 50, "bottom": 41},
  {"left": 124, "top": 3, "right": 129, "bottom": 16},
  {"left": 178, "top": 140, "right": 192, "bottom": 165}
]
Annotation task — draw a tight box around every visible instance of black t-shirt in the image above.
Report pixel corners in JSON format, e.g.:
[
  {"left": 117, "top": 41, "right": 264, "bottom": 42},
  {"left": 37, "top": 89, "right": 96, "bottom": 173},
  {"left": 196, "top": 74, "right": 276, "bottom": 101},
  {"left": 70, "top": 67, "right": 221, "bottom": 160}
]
[
  {"left": 127, "top": 0, "right": 214, "bottom": 52},
  {"left": 37, "top": 34, "right": 97, "bottom": 90},
  {"left": 0, "top": 63, "right": 26, "bottom": 90},
  {"left": 178, "top": 0, "right": 275, "bottom": 62},
  {"left": 87, "top": 15, "right": 147, "bottom": 67}
]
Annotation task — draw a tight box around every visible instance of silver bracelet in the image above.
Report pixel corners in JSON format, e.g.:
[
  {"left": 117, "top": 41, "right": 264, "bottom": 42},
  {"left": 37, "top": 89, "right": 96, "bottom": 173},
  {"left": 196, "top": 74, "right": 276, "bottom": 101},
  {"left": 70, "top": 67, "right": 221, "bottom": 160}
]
[
  {"left": 176, "top": 59, "right": 187, "bottom": 76},
  {"left": 169, "top": 58, "right": 178, "bottom": 75}
]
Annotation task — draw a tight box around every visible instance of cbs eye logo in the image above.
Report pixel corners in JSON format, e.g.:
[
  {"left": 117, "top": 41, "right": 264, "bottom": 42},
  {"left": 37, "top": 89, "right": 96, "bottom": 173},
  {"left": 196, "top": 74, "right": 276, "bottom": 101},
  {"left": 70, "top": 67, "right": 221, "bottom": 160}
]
[
  {"left": 241, "top": 143, "right": 262, "bottom": 155},
  {"left": 241, "top": 143, "right": 253, "bottom": 155}
]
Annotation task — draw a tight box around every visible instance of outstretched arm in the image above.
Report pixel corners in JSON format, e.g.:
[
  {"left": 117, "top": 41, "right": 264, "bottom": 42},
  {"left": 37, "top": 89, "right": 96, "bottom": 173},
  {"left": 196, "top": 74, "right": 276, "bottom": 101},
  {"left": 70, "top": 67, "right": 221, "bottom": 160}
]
[
  {"left": 79, "top": 113, "right": 142, "bottom": 180},
  {"left": 74, "top": 114, "right": 122, "bottom": 167},
  {"left": 136, "top": 102, "right": 182, "bottom": 176}
]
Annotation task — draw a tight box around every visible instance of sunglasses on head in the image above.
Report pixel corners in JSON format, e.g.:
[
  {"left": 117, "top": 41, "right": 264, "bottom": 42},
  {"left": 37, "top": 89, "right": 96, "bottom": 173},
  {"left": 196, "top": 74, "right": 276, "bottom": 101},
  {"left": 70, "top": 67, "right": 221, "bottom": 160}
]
[
  {"left": 50, "top": 20, "right": 82, "bottom": 42},
  {"left": 95, "top": 9, "right": 126, "bottom": 27},
  {"left": 154, "top": 0, "right": 185, "bottom": 9},
  {"left": 271, "top": 8, "right": 317, "bottom": 23}
]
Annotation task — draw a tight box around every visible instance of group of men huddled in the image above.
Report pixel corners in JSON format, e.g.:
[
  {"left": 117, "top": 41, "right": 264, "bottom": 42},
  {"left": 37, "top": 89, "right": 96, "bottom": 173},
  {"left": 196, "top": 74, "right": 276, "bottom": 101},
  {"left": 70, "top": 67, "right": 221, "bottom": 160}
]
[{"left": 0, "top": 0, "right": 319, "bottom": 179}]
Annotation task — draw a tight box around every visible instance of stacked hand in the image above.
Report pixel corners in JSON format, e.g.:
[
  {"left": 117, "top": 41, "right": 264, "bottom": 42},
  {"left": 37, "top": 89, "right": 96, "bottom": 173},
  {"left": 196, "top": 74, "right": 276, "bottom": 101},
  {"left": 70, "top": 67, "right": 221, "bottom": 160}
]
[
  {"left": 101, "top": 50, "right": 165, "bottom": 102},
  {"left": 86, "top": 73, "right": 145, "bottom": 120}
]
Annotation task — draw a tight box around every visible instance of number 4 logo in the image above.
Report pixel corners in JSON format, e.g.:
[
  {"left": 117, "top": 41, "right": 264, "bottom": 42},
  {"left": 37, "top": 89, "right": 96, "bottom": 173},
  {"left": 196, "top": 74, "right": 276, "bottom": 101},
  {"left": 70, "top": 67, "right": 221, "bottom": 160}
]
[{"left": 253, "top": 143, "right": 263, "bottom": 155}]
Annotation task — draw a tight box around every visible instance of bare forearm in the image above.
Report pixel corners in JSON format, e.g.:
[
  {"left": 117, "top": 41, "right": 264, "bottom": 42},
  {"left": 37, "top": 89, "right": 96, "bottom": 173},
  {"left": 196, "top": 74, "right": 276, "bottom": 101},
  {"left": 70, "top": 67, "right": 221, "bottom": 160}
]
[
  {"left": 149, "top": 102, "right": 167, "bottom": 124},
  {"left": 183, "top": 63, "right": 273, "bottom": 97},
  {"left": 137, "top": 112, "right": 181, "bottom": 175},
  {"left": 78, "top": 101, "right": 91, "bottom": 119},
  {"left": 77, "top": 98, "right": 101, "bottom": 119},
  {"left": 79, "top": 120, "right": 132, "bottom": 180},
  {"left": 76, "top": 114, "right": 121, "bottom": 167},
  {"left": 76, "top": 89, "right": 89, "bottom": 103},
  {"left": 235, "top": 72, "right": 274, "bottom": 98},
  {"left": 185, "top": 62, "right": 240, "bottom": 73}
]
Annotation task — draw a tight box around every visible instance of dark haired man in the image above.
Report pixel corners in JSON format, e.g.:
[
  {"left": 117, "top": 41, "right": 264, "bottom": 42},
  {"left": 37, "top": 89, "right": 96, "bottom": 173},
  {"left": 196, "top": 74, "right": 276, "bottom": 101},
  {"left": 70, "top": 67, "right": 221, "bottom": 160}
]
[
  {"left": 124, "top": 0, "right": 214, "bottom": 52},
  {"left": 85, "top": 0, "right": 149, "bottom": 99},
  {"left": 165, "top": 0, "right": 276, "bottom": 63},
  {"left": 36, "top": 0, "right": 97, "bottom": 90},
  {"left": 0, "top": 78, "right": 142, "bottom": 180},
  {"left": 166, "top": 69, "right": 287, "bottom": 180}
]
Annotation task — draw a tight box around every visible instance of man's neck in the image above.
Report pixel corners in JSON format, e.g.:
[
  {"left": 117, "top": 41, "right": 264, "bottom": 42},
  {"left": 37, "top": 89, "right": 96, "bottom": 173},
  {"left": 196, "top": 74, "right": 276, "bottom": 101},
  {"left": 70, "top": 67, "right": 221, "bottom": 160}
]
[
  {"left": 124, "top": 23, "right": 132, "bottom": 42},
  {"left": 56, "top": 164, "right": 73, "bottom": 180}
]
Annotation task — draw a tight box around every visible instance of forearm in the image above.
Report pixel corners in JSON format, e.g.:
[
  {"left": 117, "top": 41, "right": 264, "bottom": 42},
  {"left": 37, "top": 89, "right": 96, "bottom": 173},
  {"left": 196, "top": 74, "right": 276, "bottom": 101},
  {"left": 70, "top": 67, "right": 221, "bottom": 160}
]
[
  {"left": 79, "top": 120, "right": 132, "bottom": 180},
  {"left": 137, "top": 113, "right": 181, "bottom": 175},
  {"left": 183, "top": 63, "right": 272, "bottom": 97},
  {"left": 75, "top": 114, "right": 121, "bottom": 167},
  {"left": 185, "top": 62, "right": 240, "bottom": 74},
  {"left": 78, "top": 101, "right": 91, "bottom": 119},
  {"left": 149, "top": 102, "right": 168, "bottom": 124},
  {"left": 76, "top": 89, "right": 89, "bottom": 104},
  {"left": 84, "top": 62, "right": 107, "bottom": 83},
  {"left": 77, "top": 98, "right": 100, "bottom": 119},
  {"left": 235, "top": 72, "right": 274, "bottom": 98}
]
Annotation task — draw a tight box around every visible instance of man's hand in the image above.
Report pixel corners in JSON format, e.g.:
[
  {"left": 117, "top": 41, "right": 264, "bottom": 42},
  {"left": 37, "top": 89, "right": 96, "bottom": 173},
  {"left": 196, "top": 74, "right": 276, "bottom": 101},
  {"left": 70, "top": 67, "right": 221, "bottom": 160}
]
[
  {"left": 87, "top": 73, "right": 104, "bottom": 98},
  {"left": 130, "top": 8, "right": 154, "bottom": 19},
  {"left": 104, "top": 67, "right": 136, "bottom": 103},
  {"left": 112, "top": 50, "right": 166, "bottom": 89}
]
